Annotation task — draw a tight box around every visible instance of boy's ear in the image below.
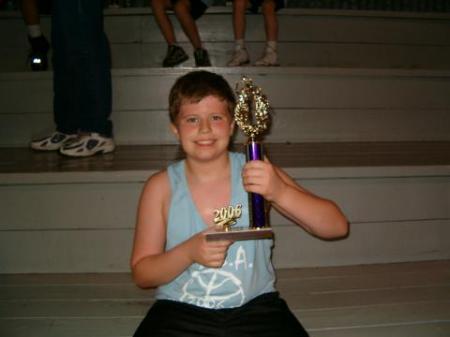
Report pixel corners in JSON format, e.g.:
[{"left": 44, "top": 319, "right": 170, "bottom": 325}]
[
  {"left": 229, "top": 120, "right": 235, "bottom": 135},
  {"left": 170, "top": 123, "right": 180, "bottom": 139}
]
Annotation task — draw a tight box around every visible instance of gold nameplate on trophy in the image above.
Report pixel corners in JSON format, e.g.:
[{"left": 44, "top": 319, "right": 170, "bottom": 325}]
[{"left": 206, "top": 203, "right": 273, "bottom": 241}]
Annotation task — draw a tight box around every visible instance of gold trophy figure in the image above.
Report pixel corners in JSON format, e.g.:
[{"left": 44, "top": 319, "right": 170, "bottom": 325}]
[{"left": 206, "top": 76, "right": 273, "bottom": 241}]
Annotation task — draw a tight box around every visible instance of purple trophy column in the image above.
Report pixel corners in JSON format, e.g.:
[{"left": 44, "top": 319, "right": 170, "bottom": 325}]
[{"left": 247, "top": 141, "right": 266, "bottom": 228}]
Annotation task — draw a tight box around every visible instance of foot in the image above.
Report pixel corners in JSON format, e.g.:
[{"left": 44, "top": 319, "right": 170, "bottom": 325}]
[
  {"left": 30, "top": 131, "right": 78, "bottom": 151},
  {"left": 163, "top": 45, "right": 189, "bottom": 67},
  {"left": 227, "top": 48, "right": 250, "bottom": 67},
  {"left": 28, "top": 35, "right": 50, "bottom": 71},
  {"left": 194, "top": 48, "right": 211, "bottom": 67},
  {"left": 59, "top": 133, "right": 115, "bottom": 157},
  {"left": 254, "top": 47, "right": 279, "bottom": 66}
]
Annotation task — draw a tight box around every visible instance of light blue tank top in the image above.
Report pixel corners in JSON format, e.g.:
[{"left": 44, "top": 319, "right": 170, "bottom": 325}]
[{"left": 155, "top": 152, "right": 276, "bottom": 309}]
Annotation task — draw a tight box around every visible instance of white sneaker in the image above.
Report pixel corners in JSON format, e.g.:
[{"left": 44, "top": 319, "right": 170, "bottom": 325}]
[
  {"left": 227, "top": 48, "right": 250, "bottom": 67},
  {"left": 59, "top": 133, "right": 115, "bottom": 157},
  {"left": 254, "top": 47, "right": 279, "bottom": 66},
  {"left": 30, "top": 131, "right": 78, "bottom": 151}
]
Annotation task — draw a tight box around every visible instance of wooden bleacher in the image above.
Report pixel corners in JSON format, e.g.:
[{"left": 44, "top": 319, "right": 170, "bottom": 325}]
[{"left": 0, "top": 3, "right": 449, "bottom": 336}]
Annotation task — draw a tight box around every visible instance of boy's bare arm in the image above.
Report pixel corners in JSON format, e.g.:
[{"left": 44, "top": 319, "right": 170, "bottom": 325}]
[
  {"left": 130, "top": 172, "right": 232, "bottom": 289},
  {"left": 242, "top": 159, "right": 348, "bottom": 239}
]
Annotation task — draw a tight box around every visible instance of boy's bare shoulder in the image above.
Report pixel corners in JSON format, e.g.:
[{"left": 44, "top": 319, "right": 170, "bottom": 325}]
[{"left": 142, "top": 169, "right": 170, "bottom": 196}]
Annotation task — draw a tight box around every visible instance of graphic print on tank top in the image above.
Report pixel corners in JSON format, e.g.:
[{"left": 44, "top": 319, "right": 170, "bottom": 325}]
[{"left": 180, "top": 245, "right": 254, "bottom": 308}]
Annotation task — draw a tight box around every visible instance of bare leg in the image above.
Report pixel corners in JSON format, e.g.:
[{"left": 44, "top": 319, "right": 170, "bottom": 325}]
[
  {"left": 20, "top": 0, "right": 40, "bottom": 26},
  {"left": 261, "top": 0, "right": 278, "bottom": 42},
  {"left": 151, "top": 0, "right": 177, "bottom": 45},
  {"left": 228, "top": 0, "right": 250, "bottom": 66},
  {"left": 232, "top": 0, "right": 248, "bottom": 41},
  {"left": 173, "top": 0, "right": 202, "bottom": 49},
  {"left": 255, "top": 0, "right": 278, "bottom": 65}
]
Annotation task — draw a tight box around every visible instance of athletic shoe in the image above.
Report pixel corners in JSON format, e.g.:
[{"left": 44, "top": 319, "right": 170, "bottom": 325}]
[
  {"left": 59, "top": 133, "right": 115, "bottom": 157},
  {"left": 254, "top": 46, "right": 279, "bottom": 66},
  {"left": 30, "top": 131, "right": 78, "bottom": 151},
  {"left": 28, "top": 35, "right": 50, "bottom": 71},
  {"left": 227, "top": 48, "right": 250, "bottom": 67},
  {"left": 163, "top": 45, "right": 189, "bottom": 67},
  {"left": 194, "top": 48, "right": 211, "bottom": 67}
]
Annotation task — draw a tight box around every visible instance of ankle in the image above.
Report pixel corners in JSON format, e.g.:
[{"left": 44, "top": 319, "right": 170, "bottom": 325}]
[
  {"left": 235, "top": 39, "right": 246, "bottom": 50},
  {"left": 266, "top": 41, "right": 277, "bottom": 52}
]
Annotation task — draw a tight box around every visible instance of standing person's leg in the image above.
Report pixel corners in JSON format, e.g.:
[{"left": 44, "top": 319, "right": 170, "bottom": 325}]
[
  {"left": 173, "top": 0, "right": 210, "bottom": 66},
  {"left": 76, "top": 0, "right": 112, "bottom": 137},
  {"left": 227, "top": 0, "right": 250, "bottom": 66},
  {"left": 151, "top": 0, "right": 189, "bottom": 67},
  {"left": 30, "top": 0, "right": 79, "bottom": 151},
  {"left": 51, "top": 0, "right": 79, "bottom": 136},
  {"left": 59, "top": 0, "right": 115, "bottom": 157}
]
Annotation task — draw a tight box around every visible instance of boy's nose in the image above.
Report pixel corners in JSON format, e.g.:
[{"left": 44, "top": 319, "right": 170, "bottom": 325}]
[{"left": 199, "top": 119, "right": 211, "bottom": 133}]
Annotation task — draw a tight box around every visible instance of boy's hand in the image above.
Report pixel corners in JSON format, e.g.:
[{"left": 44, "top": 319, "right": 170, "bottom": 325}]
[
  {"left": 186, "top": 230, "right": 233, "bottom": 268},
  {"left": 242, "top": 158, "right": 286, "bottom": 202}
]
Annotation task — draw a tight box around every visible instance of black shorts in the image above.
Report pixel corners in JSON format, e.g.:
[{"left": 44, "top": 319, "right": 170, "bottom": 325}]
[
  {"left": 249, "top": 0, "right": 285, "bottom": 13},
  {"left": 171, "top": 0, "right": 208, "bottom": 20},
  {"left": 133, "top": 292, "right": 309, "bottom": 337}
]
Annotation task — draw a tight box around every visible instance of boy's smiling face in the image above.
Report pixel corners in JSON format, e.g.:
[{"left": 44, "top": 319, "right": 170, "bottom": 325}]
[{"left": 171, "top": 95, "right": 235, "bottom": 162}]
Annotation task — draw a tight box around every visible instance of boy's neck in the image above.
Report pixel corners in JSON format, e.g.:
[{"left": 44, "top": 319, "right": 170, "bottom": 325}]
[{"left": 185, "top": 153, "right": 230, "bottom": 183}]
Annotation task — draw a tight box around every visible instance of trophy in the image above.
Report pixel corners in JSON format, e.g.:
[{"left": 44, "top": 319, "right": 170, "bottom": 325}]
[{"left": 206, "top": 76, "right": 273, "bottom": 241}]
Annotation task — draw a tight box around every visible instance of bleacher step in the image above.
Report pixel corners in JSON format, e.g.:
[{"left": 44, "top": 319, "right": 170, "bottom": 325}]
[
  {"left": 1, "top": 142, "right": 449, "bottom": 273},
  {"left": 1, "top": 67, "right": 450, "bottom": 147},
  {"left": 1, "top": 8, "right": 450, "bottom": 71}
]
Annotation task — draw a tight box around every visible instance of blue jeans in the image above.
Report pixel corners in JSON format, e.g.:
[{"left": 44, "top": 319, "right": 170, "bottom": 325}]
[{"left": 52, "top": 0, "right": 113, "bottom": 136}]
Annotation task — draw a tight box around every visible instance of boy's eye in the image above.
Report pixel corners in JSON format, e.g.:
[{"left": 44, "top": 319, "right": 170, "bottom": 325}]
[
  {"left": 211, "top": 115, "right": 224, "bottom": 121},
  {"left": 185, "top": 116, "right": 199, "bottom": 123}
]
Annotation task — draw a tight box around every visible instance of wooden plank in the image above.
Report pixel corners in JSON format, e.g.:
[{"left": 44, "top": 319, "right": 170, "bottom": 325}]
[
  {"left": 1, "top": 174, "right": 448, "bottom": 230},
  {"left": 1, "top": 143, "right": 449, "bottom": 174},
  {"left": 2, "top": 10, "right": 450, "bottom": 71},
  {"left": 0, "top": 182, "right": 142, "bottom": 231},
  {"left": 0, "top": 299, "right": 153, "bottom": 318},
  {"left": 1, "top": 267, "right": 448, "bottom": 302},
  {"left": 0, "top": 261, "right": 448, "bottom": 336},
  {"left": 272, "top": 219, "right": 450, "bottom": 268},
  {"left": 3, "top": 107, "right": 449, "bottom": 146},
  {"left": 0, "top": 317, "right": 142, "bottom": 337},
  {"left": 0, "top": 259, "right": 447, "bottom": 285},
  {"left": 1, "top": 260, "right": 448, "bottom": 285},
  {"left": 2, "top": 69, "right": 450, "bottom": 114},
  {"left": 4, "top": 10, "right": 450, "bottom": 46},
  {"left": 0, "top": 220, "right": 449, "bottom": 272},
  {"left": 111, "top": 72, "right": 450, "bottom": 111},
  {"left": 276, "top": 260, "right": 450, "bottom": 279},
  {"left": 0, "top": 284, "right": 150, "bottom": 301},
  {"left": 0, "top": 273, "right": 133, "bottom": 285},
  {"left": 5, "top": 39, "right": 450, "bottom": 71},
  {"left": 297, "top": 301, "right": 450, "bottom": 330},
  {"left": 284, "top": 285, "right": 450, "bottom": 310},
  {"left": 118, "top": 41, "right": 450, "bottom": 68},
  {"left": 310, "top": 322, "right": 450, "bottom": 337}
]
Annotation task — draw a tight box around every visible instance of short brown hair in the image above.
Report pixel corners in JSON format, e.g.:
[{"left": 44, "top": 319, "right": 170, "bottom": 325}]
[{"left": 168, "top": 71, "right": 236, "bottom": 123}]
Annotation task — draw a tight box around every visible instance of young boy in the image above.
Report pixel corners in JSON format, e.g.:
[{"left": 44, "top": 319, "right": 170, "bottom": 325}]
[
  {"left": 151, "top": 0, "right": 211, "bottom": 67},
  {"left": 131, "top": 70, "right": 348, "bottom": 336}
]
